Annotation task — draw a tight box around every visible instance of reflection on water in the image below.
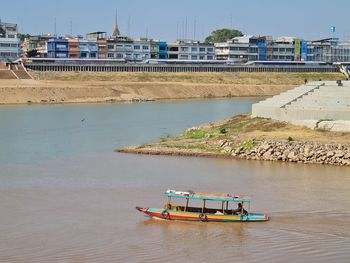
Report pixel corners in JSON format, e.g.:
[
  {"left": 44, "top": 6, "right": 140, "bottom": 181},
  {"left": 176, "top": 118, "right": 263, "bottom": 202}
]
[{"left": 0, "top": 99, "right": 349, "bottom": 263}]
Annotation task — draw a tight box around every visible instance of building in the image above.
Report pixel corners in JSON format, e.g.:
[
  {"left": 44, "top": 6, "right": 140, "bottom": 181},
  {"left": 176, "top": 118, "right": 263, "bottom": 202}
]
[
  {"left": 215, "top": 35, "right": 307, "bottom": 63},
  {"left": 47, "top": 38, "right": 69, "bottom": 58},
  {"left": 86, "top": 32, "right": 107, "bottom": 59},
  {"left": 22, "top": 35, "right": 52, "bottom": 58},
  {"left": 167, "top": 40, "right": 215, "bottom": 60},
  {"left": 0, "top": 21, "right": 21, "bottom": 61},
  {"left": 78, "top": 39, "right": 98, "bottom": 58},
  {"left": 68, "top": 39, "right": 79, "bottom": 58},
  {"left": 159, "top": 41, "right": 168, "bottom": 59}
]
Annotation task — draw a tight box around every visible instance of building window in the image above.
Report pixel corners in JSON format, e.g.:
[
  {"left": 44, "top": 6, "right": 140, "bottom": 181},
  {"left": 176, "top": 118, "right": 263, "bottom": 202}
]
[
  {"left": 191, "top": 47, "right": 198, "bottom": 52},
  {"left": 90, "top": 53, "right": 96, "bottom": 58},
  {"left": 199, "top": 56, "right": 205, "bottom": 60},
  {"left": 199, "top": 47, "right": 205, "bottom": 52},
  {"left": 207, "top": 47, "right": 213, "bottom": 52},
  {"left": 180, "top": 54, "right": 188, "bottom": 59},
  {"left": 116, "top": 53, "right": 123, "bottom": 58},
  {"left": 108, "top": 53, "right": 114, "bottom": 58},
  {"left": 180, "top": 47, "right": 189, "bottom": 52},
  {"left": 207, "top": 55, "right": 213, "bottom": 60},
  {"left": 142, "top": 45, "right": 149, "bottom": 50},
  {"left": 134, "top": 45, "right": 140, "bottom": 50},
  {"left": 191, "top": 55, "right": 198, "bottom": 60}
]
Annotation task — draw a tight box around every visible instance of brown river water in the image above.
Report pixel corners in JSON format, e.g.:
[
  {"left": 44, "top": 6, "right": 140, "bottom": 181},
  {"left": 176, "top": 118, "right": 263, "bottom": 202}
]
[{"left": 0, "top": 100, "right": 349, "bottom": 263}]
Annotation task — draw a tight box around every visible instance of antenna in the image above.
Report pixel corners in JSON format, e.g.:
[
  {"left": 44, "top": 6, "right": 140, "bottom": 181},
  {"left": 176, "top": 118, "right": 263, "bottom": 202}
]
[
  {"left": 70, "top": 18, "right": 73, "bottom": 36},
  {"left": 54, "top": 17, "right": 57, "bottom": 36},
  {"left": 176, "top": 22, "right": 179, "bottom": 40},
  {"left": 128, "top": 15, "right": 131, "bottom": 37},
  {"left": 193, "top": 17, "right": 196, "bottom": 41},
  {"left": 185, "top": 16, "right": 188, "bottom": 40},
  {"left": 230, "top": 14, "right": 232, "bottom": 29}
]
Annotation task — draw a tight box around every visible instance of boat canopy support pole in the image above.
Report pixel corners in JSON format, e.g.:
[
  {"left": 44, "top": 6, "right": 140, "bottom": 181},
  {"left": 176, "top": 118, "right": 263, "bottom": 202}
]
[
  {"left": 202, "top": 200, "right": 206, "bottom": 213},
  {"left": 185, "top": 198, "right": 189, "bottom": 212}
]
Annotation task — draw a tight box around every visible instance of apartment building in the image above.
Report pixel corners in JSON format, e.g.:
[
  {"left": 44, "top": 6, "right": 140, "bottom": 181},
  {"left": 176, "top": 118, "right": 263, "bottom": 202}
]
[
  {"left": 167, "top": 40, "right": 215, "bottom": 60},
  {"left": 0, "top": 22, "right": 21, "bottom": 61},
  {"left": 107, "top": 37, "right": 152, "bottom": 61},
  {"left": 22, "top": 35, "right": 52, "bottom": 57}
]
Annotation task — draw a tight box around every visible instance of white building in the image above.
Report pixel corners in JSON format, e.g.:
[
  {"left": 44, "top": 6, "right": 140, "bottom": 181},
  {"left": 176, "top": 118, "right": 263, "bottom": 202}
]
[
  {"left": 0, "top": 22, "right": 21, "bottom": 61},
  {"left": 168, "top": 40, "right": 215, "bottom": 60},
  {"left": 107, "top": 37, "right": 152, "bottom": 61}
]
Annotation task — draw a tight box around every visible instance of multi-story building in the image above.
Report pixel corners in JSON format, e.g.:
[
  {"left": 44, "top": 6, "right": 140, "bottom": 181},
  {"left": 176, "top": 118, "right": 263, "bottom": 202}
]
[
  {"left": 215, "top": 35, "right": 308, "bottom": 63},
  {"left": 86, "top": 32, "right": 107, "bottom": 59},
  {"left": 47, "top": 38, "right": 69, "bottom": 58},
  {"left": 159, "top": 41, "right": 168, "bottom": 59},
  {"left": 22, "top": 35, "right": 52, "bottom": 57},
  {"left": 68, "top": 39, "right": 79, "bottom": 58},
  {"left": 78, "top": 39, "right": 98, "bottom": 58},
  {"left": 215, "top": 36, "right": 259, "bottom": 62},
  {"left": 0, "top": 21, "right": 21, "bottom": 61},
  {"left": 167, "top": 40, "right": 215, "bottom": 60},
  {"left": 107, "top": 37, "right": 152, "bottom": 61}
]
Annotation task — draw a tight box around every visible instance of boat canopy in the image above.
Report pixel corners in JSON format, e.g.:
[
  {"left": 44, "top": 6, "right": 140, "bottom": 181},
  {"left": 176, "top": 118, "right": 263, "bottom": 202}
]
[{"left": 164, "top": 190, "right": 251, "bottom": 203}]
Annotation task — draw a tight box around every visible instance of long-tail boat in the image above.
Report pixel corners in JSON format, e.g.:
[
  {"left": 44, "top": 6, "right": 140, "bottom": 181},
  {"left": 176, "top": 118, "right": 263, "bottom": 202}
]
[{"left": 136, "top": 189, "right": 269, "bottom": 222}]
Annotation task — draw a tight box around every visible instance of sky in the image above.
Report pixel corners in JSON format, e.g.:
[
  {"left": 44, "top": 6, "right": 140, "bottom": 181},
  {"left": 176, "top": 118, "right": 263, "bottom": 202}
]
[{"left": 1, "top": 0, "right": 350, "bottom": 41}]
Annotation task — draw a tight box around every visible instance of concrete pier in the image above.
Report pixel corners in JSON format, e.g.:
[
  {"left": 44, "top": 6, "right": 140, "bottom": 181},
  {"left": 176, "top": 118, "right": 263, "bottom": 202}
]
[{"left": 252, "top": 80, "right": 350, "bottom": 131}]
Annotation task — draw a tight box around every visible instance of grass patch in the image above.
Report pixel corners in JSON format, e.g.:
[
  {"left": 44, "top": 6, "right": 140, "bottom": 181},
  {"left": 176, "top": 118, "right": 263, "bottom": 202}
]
[
  {"left": 238, "top": 140, "right": 257, "bottom": 150},
  {"left": 183, "top": 130, "right": 207, "bottom": 139}
]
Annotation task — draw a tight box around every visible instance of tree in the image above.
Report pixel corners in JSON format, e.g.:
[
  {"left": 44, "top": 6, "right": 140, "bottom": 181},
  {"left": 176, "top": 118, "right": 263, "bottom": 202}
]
[
  {"left": 204, "top": 28, "right": 243, "bottom": 44},
  {"left": 18, "top": 33, "right": 31, "bottom": 42}
]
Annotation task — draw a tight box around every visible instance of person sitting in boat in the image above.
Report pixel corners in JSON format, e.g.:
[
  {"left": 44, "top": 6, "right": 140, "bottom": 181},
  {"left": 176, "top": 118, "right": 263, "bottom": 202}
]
[{"left": 233, "top": 203, "right": 247, "bottom": 215}]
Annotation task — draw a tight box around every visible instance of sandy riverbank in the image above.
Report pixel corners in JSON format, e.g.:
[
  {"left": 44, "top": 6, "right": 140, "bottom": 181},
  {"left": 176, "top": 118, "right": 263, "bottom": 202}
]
[
  {"left": 0, "top": 72, "right": 344, "bottom": 104},
  {"left": 119, "top": 114, "right": 350, "bottom": 166}
]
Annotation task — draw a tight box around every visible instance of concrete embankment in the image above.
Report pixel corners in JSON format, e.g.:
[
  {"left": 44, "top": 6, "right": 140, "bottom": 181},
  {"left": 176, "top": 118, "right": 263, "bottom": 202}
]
[
  {"left": 0, "top": 72, "right": 344, "bottom": 104},
  {"left": 118, "top": 115, "right": 350, "bottom": 166}
]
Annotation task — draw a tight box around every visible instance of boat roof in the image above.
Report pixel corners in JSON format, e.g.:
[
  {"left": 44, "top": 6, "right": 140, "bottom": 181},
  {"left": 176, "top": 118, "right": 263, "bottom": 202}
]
[{"left": 164, "top": 190, "right": 251, "bottom": 203}]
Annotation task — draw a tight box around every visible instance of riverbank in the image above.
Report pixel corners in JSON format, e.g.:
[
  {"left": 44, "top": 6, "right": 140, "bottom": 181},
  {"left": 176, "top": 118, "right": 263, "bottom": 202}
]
[
  {"left": 119, "top": 114, "right": 350, "bottom": 166},
  {"left": 0, "top": 72, "right": 343, "bottom": 104}
]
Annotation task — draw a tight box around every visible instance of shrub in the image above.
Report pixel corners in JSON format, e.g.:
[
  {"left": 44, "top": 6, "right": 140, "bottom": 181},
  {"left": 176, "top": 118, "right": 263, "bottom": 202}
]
[
  {"left": 219, "top": 127, "right": 227, "bottom": 134},
  {"left": 184, "top": 130, "right": 206, "bottom": 139},
  {"left": 287, "top": 136, "right": 294, "bottom": 141}
]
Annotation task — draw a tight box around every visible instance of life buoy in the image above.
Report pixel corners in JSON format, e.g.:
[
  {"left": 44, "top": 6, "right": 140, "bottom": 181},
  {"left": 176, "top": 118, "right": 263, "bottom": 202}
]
[
  {"left": 161, "top": 210, "right": 170, "bottom": 220},
  {"left": 199, "top": 213, "right": 208, "bottom": 222}
]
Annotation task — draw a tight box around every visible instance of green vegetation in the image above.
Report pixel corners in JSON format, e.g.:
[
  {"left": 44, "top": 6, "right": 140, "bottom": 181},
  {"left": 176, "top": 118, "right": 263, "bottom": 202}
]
[
  {"left": 287, "top": 136, "right": 294, "bottom": 141},
  {"left": 184, "top": 130, "right": 207, "bottom": 139},
  {"left": 238, "top": 140, "right": 257, "bottom": 150},
  {"left": 204, "top": 28, "right": 243, "bottom": 44},
  {"left": 219, "top": 127, "right": 227, "bottom": 134}
]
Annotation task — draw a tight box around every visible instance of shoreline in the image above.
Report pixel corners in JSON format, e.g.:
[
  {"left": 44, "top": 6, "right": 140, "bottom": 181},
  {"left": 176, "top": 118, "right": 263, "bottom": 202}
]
[
  {"left": 0, "top": 72, "right": 343, "bottom": 105},
  {"left": 118, "top": 115, "right": 350, "bottom": 167}
]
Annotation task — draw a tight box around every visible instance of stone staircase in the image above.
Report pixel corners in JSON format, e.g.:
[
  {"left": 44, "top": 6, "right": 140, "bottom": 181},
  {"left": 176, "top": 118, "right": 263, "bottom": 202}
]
[{"left": 252, "top": 81, "right": 350, "bottom": 122}]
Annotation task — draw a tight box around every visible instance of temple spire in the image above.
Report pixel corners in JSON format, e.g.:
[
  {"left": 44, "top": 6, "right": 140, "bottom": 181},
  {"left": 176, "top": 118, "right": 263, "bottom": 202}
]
[{"left": 112, "top": 9, "right": 121, "bottom": 37}]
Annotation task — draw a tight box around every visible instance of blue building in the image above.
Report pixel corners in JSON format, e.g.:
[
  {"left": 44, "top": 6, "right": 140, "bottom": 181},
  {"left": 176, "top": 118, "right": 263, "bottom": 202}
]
[
  {"left": 78, "top": 39, "right": 98, "bottom": 58},
  {"left": 47, "top": 38, "right": 69, "bottom": 58},
  {"left": 159, "top": 41, "right": 168, "bottom": 59}
]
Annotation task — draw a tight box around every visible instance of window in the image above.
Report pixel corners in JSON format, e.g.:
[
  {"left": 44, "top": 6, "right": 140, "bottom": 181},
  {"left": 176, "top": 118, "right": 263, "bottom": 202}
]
[
  {"left": 207, "top": 47, "right": 213, "bottom": 52},
  {"left": 108, "top": 53, "right": 114, "bottom": 58},
  {"left": 207, "top": 55, "right": 213, "bottom": 60},
  {"left": 134, "top": 45, "right": 140, "bottom": 50},
  {"left": 142, "top": 45, "right": 149, "bottom": 50},
  {"left": 116, "top": 53, "right": 123, "bottom": 58},
  {"left": 191, "top": 55, "right": 198, "bottom": 60},
  {"left": 199, "top": 56, "right": 205, "bottom": 60},
  {"left": 180, "top": 47, "right": 189, "bottom": 52},
  {"left": 90, "top": 53, "right": 96, "bottom": 58},
  {"left": 191, "top": 47, "right": 198, "bottom": 52},
  {"left": 199, "top": 47, "right": 205, "bottom": 52},
  {"left": 108, "top": 45, "right": 114, "bottom": 50},
  {"left": 180, "top": 54, "right": 188, "bottom": 59}
]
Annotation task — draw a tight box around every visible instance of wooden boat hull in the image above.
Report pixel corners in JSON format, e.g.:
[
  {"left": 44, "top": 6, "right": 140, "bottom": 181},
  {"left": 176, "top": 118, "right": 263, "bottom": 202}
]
[{"left": 136, "top": 207, "right": 269, "bottom": 222}]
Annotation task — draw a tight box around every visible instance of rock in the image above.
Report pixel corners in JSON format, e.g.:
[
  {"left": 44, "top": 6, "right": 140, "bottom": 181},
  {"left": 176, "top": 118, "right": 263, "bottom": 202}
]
[{"left": 326, "top": 151, "right": 334, "bottom": 158}]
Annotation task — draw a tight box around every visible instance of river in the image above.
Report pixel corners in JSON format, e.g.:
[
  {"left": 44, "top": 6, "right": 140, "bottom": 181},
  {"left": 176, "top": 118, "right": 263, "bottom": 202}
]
[{"left": 0, "top": 98, "right": 349, "bottom": 263}]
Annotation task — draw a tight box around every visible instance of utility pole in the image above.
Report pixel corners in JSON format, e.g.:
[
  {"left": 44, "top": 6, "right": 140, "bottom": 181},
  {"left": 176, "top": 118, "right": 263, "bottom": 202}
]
[{"left": 54, "top": 17, "right": 57, "bottom": 36}]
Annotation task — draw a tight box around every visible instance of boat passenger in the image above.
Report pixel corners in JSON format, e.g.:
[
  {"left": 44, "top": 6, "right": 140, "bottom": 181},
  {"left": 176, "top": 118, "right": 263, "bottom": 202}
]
[{"left": 233, "top": 203, "right": 247, "bottom": 215}]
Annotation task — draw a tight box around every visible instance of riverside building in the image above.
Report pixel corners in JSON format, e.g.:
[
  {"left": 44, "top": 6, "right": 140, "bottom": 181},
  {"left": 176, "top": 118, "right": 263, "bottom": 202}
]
[
  {"left": 167, "top": 40, "right": 215, "bottom": 60},
  {"left": 0, "top": 21, "right": 21, "bottom": 61}
]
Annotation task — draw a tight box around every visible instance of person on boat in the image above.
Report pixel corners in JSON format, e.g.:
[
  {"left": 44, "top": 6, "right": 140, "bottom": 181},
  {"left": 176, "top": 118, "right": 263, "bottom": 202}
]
[{"left": 233, "top": 203, "right": 247, "bottom": 215}]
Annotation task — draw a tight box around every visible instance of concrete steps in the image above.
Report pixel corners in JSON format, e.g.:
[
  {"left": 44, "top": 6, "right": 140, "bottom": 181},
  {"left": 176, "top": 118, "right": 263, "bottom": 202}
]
[{"left": 252, "top": 80, "right": 350, "bottom": 122}]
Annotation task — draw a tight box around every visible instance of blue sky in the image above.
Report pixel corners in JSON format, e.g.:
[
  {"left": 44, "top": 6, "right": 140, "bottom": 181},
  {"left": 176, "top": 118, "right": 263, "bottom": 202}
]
[{"left": 1, "top": 0, "right": 349, "bottom": 41}]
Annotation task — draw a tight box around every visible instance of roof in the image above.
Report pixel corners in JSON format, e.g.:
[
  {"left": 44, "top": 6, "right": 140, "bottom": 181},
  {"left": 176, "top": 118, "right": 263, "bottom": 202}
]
[{"left": 164, "top": 190, "right": 251, "bottom": 203}]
